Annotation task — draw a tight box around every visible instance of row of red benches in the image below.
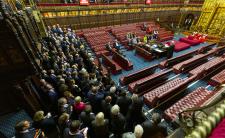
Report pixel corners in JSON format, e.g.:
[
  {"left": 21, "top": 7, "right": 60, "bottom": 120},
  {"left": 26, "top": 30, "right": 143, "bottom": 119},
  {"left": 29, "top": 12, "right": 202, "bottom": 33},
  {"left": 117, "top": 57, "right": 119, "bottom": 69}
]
[
  {"left": 84, "top": 31, "right": 114, "bottom": 57},
  {"left": 189, "top": 56, "right": 225, "bottom": 77},
  {"left": 164, "top": 87, "right": 213, "bottom": 121},
  {"left": 209, "top": 69, "right": 225, "bottom": 86},
  {"left": 143, "top": 75, "right": 197, "bottom": 107},
  {"left": 102, "top": 54, "right": 122, "bottom": 74},
  {"left": 135, "top": 46, "right": 153, "bottom": 61},
  {"left": 159, "top": 43, "right": 216, "bottom": 69},
  {"left": 102, "top": 50, "right": 133, "bottom": 74},
  {"left": 120, "top": 43, "right": 217, "bottom": 87},
  {"left": 172, "top": 48, "right": 221, "bottom": 74},
  {"left": 120, "top": 64, "right": 158, "bottom": 85},
  {"left": 128, "top": 69, "right": 172, "bottom": 94}
]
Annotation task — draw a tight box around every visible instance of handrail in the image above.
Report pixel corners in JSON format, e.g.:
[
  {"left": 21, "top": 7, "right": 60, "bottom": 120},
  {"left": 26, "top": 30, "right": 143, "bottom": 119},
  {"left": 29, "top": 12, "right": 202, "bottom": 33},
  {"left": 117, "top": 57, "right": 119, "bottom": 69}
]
[
  {"left": 37, "top": 2, "right": 204, "bottom": 7},
  {"left": 178, "top": 91, "right": 225, "bottom": 127}
]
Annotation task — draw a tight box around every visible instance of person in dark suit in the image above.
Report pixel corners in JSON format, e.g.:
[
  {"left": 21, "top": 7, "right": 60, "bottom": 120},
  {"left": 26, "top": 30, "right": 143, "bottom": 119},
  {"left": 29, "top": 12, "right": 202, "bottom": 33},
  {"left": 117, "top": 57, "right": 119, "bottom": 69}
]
[
  {"left": 116, "top": 91, "right": 132, "bottom": 116},
  {"left": 165, "top": 41, "right": 175, "bottom": 59},
  {"left": 110, "top": 105, "right": 126, "bottom": 138},
  {"left": 152, "top": 113, "right": 167, "bottom": 138},
  {"left": 141, "top": 120, "right": 154, "bottom": 138},
  {"left": 101, "top": 96, "right": 112, "bottom": 119},
  {"left": 33, "top": 111, "right": 59, "bottom": 138},
  {"left": 15, "top": 120, "right": 36, "bottom": 138},
  {"left": 58, "top": 113, "right": 71, "bottom": 137},
  {"left": 63, "top": 120, "right": 87, "bottom": 138},
  {"left": 126, "top": 94, "right": 145, "bottom": 132},
  {"left": 91, "top": 112, "right": 109, "bottom": 138},
  {"left": 80, "top": 105, "right": 95, "bottom": 128}
]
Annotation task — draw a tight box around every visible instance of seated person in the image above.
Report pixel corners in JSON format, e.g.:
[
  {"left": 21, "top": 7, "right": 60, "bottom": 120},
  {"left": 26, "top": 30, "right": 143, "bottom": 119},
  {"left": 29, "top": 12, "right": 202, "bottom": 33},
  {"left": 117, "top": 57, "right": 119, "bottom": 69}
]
[
  {"left": 114, "top": 39, "right": 121, "bottom": 50},
  {"left": 143, "top": 35, "right": 148, "bottom": 43},
  {"left": 105, "top": 42, "right": 112, "bottom": 51},
  {"left": 132, "top": 37, "right": 138, "bottom": 46},
  {"left": 15, "top": 120, "right": 37, "bottom": 138}
]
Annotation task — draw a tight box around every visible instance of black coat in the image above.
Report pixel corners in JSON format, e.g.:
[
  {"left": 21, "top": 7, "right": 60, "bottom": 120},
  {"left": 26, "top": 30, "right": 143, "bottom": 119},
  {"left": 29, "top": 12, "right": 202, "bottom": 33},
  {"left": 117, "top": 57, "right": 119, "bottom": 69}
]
[
  {"left": 116, "top": 96, "right": 132, "bottom": 116},
  {"left": 91, "top": 119, "right": 109, "bottom": 138},
  {"left": 126, "top": 98, "right": 145, "bottom": 131},
  {"left": 80, "top": 112, "right": 95, "bottom": 128},
  {"left": 142, "top": 120, "right": 167, "bottom": 138},
  {"left": 33, "top": 117, "right": 59, "bottom": 138},
  {"left": 101, "top": 100, "right": 112, "bottom": 119},
  {"left": 111, "top": 113, "right": 126, "bottom": 136}
]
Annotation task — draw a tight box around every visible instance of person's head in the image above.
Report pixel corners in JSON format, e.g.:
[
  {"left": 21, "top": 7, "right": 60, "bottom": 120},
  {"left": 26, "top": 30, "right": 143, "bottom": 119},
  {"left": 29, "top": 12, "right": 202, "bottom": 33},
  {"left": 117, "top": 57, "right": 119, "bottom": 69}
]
[
  {"left": 84, "top": 104, "right": 92, "bottom": 114},
  {"left": 70, "top": 120, "right": 80, "bottom": 133},
  {"left": 91, "top": 86, "right": 98, "bottom": 94},
  {"left": 58, "top": 113, "right": 69, "bottom": 125},
  {"left": 95, "top": 112, "right": 105, "bottom": 126},
  {"left": 33, "top": 111, "right": 45, "bottom": 122},
  {"left": 134, "top": 124, "right": 144, "bottom": 138},
  {"left": 111, "top": 104, "right": 120, "bottom": 116},
  {"left": 15, "top": 120, "right": 30, "bottom": 132},
  {"left": 110, "top": 86, "right": 116, "bottom": 93},
  {"left": 58, "top": 97, "right": 67, "bottom": 105},
  {"left": 64, "top": 91, "right": 74, "bottom": 98},
  {"left": 131, "top": 94, "right": 139, "bottom": 102},
  {"left": 105, "top": 96, "right": 112, "bottom": 104},
  {"left": 75, "top": 96, "right": 82, "bottom": 104},
  {"left": 152, "top": 113, "right": 161, "bottom": 125}
]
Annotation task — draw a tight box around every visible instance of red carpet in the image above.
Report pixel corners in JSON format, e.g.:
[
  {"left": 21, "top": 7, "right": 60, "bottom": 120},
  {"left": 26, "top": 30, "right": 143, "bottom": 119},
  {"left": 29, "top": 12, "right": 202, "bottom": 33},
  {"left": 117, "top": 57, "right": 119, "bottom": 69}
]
[{"left": 209, "top": 118, "right": 225, "bottom": 138}]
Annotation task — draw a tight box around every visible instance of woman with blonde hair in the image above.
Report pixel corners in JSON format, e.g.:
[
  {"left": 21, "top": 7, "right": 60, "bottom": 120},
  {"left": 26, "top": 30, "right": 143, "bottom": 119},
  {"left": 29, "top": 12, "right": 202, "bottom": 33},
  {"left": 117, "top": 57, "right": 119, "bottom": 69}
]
[
  {"left": 33, "top": 110, "right": 59, "bottom": 138},
  {"left": 91, "top": 112, "right": 109, "bottom": 138}
]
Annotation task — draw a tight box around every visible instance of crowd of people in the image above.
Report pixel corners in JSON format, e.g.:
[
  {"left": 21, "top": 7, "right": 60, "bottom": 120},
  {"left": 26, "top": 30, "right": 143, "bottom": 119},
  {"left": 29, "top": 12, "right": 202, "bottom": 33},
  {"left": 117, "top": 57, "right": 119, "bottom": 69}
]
[{"left": 14, "top": 24, "right": 167, "bottom": 138}]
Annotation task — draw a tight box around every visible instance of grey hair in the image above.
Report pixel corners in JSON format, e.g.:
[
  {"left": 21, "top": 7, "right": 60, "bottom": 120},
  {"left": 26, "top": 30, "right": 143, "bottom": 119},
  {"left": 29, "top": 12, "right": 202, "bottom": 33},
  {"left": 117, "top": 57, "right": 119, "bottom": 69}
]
[
  {"left": 134, "top": 124, "right": 144, "bottom": 138},
  {"left": 95, "top": 112, "right": 105, "bottom": 126},
  {"left": 111, "top": 105, "right": 120, "bottom": 115}
]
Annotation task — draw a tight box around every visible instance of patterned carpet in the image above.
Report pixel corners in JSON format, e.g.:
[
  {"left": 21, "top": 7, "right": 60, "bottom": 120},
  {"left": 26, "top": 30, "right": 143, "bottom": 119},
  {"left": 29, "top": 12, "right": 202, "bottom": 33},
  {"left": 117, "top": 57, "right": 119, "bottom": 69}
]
[{"left": 0, "top": 110, "right": 32, "bottom": 138}]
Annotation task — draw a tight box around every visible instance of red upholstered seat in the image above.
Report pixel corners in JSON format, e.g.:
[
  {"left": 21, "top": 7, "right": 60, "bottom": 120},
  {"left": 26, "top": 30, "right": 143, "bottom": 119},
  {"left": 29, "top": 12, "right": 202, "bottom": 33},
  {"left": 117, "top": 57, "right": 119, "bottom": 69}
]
[
  {"left": 189, "top": 57, "right": 225, "bottom": 76},
  {"left": 128, "top": 69, "right": 171, "bottom": 93},
  {"left": 112, "top": 50, "right": 133, "bottom": 71},
  {"left": 172, "top": 40, "right": 191, "bottom": 52},
  {"left": 179, "top": 37, "right": 201, "bottom": 46},
  {"left": 143, "top": 75, "right": 197, "bottom": 107},
  {"left": 164, "top": 87, "right": 213, "bottom": 121},
  {"left": 209, "top": 69, "right": 225, "bottom": 86},
  {"left": 172, "top": 47, "right": 219, "bottom": 74},
  {"left": 102, "top": 54, "right": 122, "bottom": 74},
  {"left": 119, "top": 65, "right": 157, "bottom": 85},
  {"left": 135, "top": 46, "right": 152, "bottom": 61}
]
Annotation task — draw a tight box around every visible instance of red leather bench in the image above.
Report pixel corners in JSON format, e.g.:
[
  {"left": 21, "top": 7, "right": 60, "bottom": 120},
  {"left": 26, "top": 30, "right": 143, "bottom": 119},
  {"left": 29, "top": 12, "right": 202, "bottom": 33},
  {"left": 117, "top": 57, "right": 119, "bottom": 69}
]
[
  {"left": 112, "top": 50, "right": 133, "bottom": 71},
  {"left": 179, "top": 37, "right": 201, "bottom": 46},
  {"left": 128, "top": 69, "right": 172, "bottom": 93},
  {"left": 159, "top": 49, "right": 197, "bottom": 69},
  {"left": 209, "top": 69, "right": 225, "bottom": 86},
  {"left": 119, "top": 64, "right": 158, "bottom": 85},
  {"left": 164, "top": 87, "right": 213, "bottom": 121},
  {"left": 102, "top": 54, "right": 122, "bottom": 74},
  {"left": 135, "top": 46, "right": 152, "bottom": 61},
  {"left": 143, "top": 75, "right": 197, "bottom": 107},
  {"left": 189, "top": 57, "right": 225, "bottom": 77},
  {"left": 173, "top": 48, "right": 224, "bottom": 74}
]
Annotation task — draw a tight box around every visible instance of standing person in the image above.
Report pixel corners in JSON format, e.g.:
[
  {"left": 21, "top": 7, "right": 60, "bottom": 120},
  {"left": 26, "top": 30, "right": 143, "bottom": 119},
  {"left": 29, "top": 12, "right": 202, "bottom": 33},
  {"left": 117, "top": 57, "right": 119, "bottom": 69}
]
[
  {"left": 151, "top": 113, "right": 168, "bottom": 138},
  {"left": 110, "top": 105, "right": 126, "bottom": 138},
  {"left": 101, "top": 96, "right": 112, "bottom": 119},
  {"left": 63, "top": 120, "right": 88, "bottom": 138},
  {"left": 15, "top": 120, "right": 36, "bottom": 138},
  {"left": 33, "top": 111, "right": 59, "bottom": 138},
  {"left": 166, "top": 41, "right": 175, "bottom": 59},
  {"left": 116, "top": 91, "right": 132, "bottom": 116},
  {"left": 91, "top": 112, "right": 109, "bottom": 138}
]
